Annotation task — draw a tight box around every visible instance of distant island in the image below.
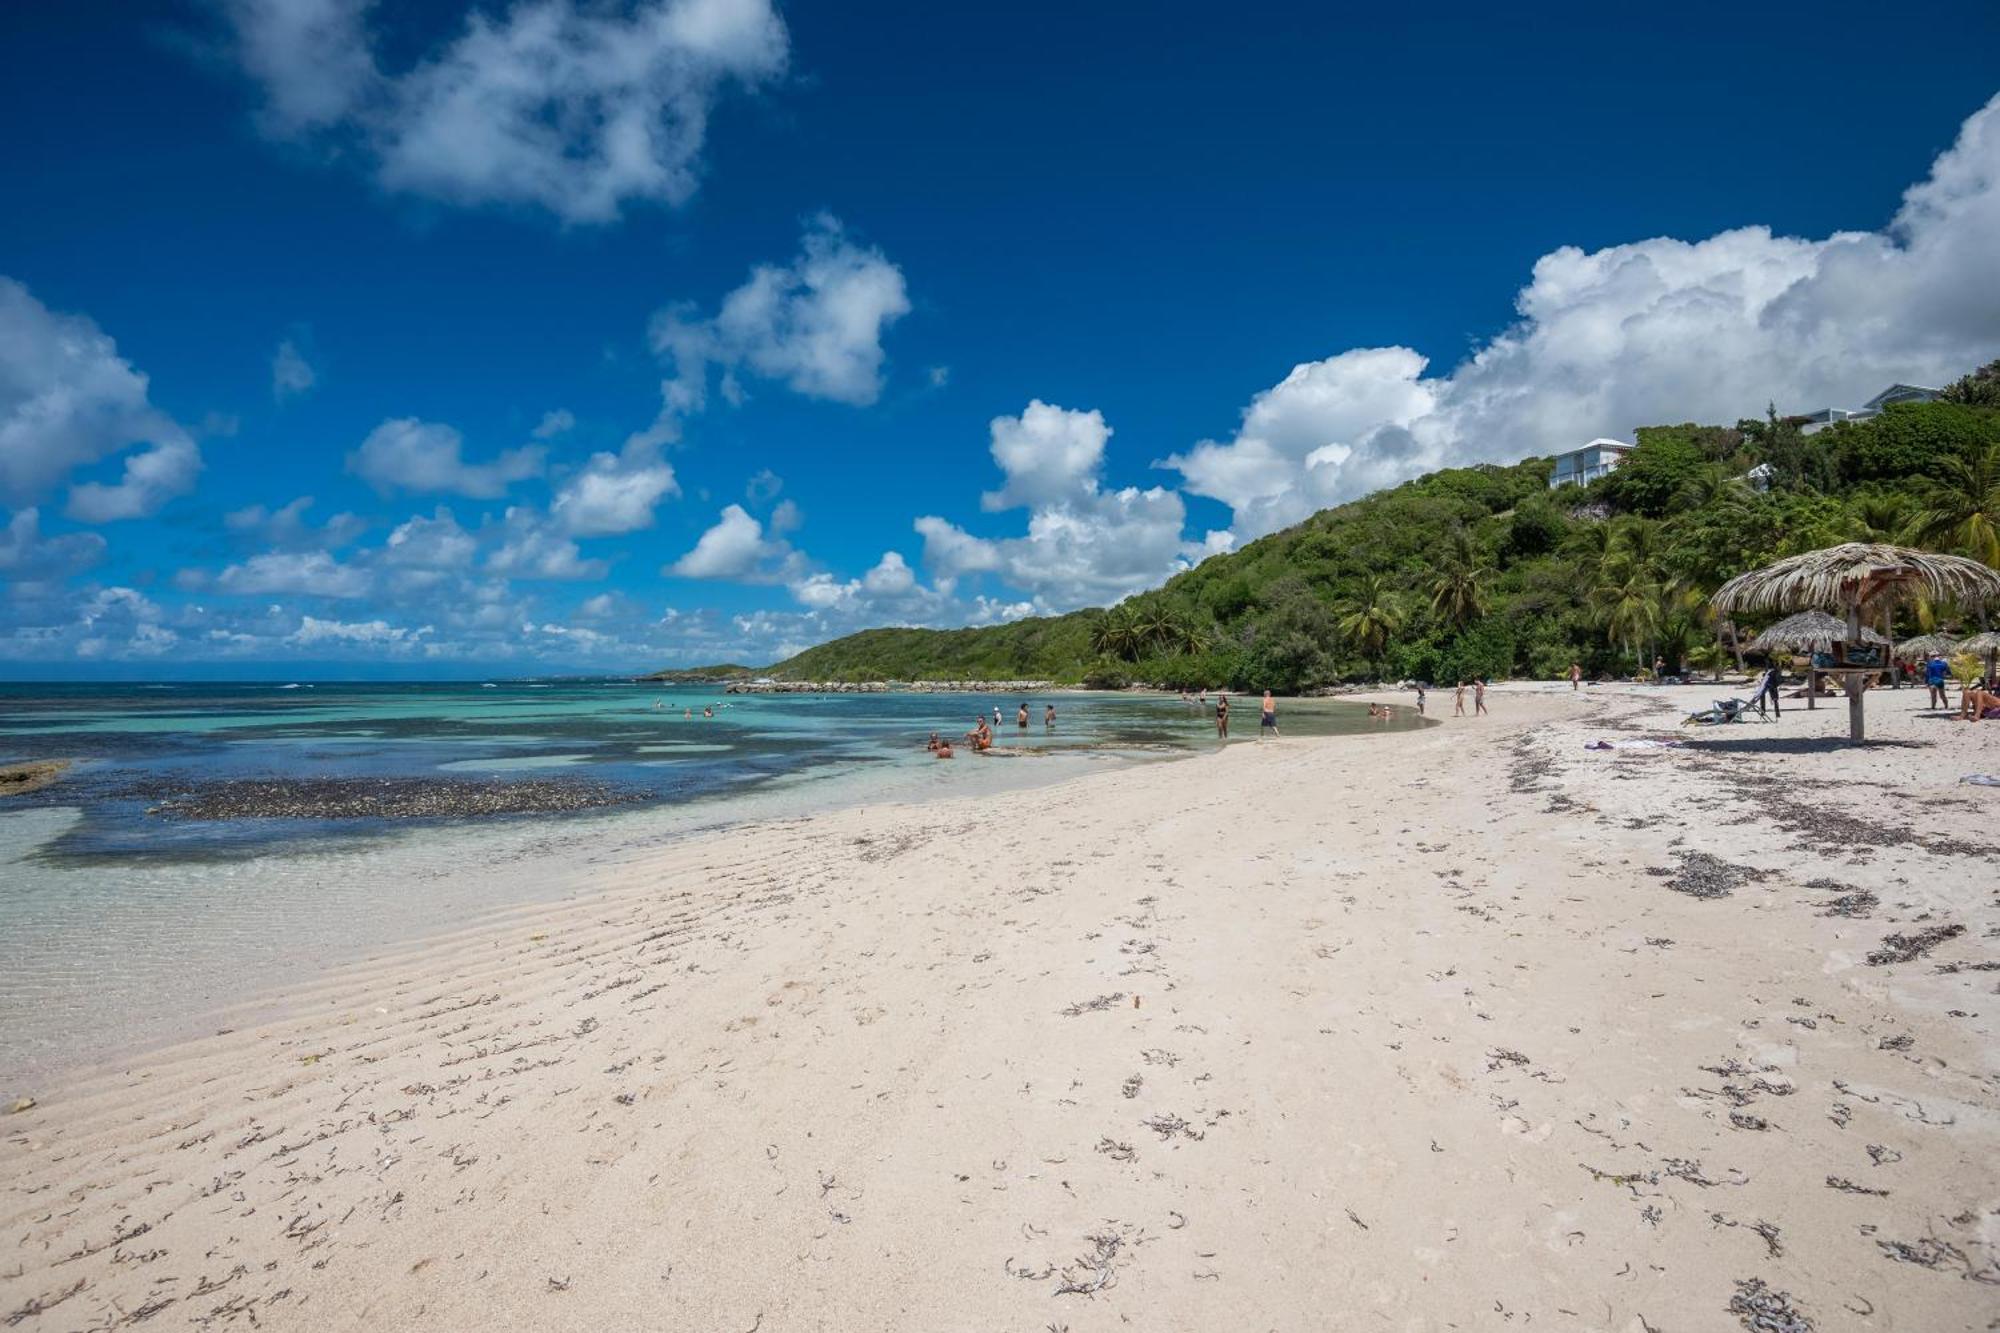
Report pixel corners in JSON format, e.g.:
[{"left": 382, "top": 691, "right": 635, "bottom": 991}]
[
  {"left": 635, "top": 664, "right": 757, "bottom": 684},
  {"left": 647, "top": 363, "right": 2000, "bottom": 693}
]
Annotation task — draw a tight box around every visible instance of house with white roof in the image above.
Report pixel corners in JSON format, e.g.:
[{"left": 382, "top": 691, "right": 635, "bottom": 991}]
[
  {"left": 1796, "top": 383, "right": 1940, "bottom": 434},
  {"left": 1547, "top": 438, "right": 1634, "bottom": 489}
]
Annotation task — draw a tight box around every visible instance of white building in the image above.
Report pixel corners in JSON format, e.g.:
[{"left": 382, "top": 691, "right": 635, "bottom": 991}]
[
  {"left": 1797, "top": 383, "right": 1940, "bottom": 435},
  {"left": 1548, "top": 438, "right": 1634, "bottom": 488}
]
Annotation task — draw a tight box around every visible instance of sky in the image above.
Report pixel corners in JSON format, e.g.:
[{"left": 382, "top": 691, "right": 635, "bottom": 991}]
[{"left": 2, "top": 2, "right": 1998, "bottom": 678}]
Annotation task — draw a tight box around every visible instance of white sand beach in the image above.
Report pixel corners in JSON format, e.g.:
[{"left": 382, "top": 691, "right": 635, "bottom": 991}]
[{"left": 3, "top": 682, "right": 1996, "bottom": 1330}]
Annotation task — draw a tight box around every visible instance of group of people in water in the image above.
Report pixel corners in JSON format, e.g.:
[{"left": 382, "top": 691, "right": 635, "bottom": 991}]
[{"left": 928, "top": 702, "right": 1058, "bottom": 758}]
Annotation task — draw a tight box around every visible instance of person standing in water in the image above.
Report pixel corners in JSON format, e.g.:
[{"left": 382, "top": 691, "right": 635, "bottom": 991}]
[
  {"left": 1017, "top": 703, "right": 1029, "bottom": 729},
  {"left": 1044, "top": 703, "right": 1056, "bottom": 728},
  {"left": 1259, "top": 690, "right": 1279, "bottom": 739},
  {"left": 1474, "top": 678, "right": 1488, "bottom": 715},
  {"left": 993, "top": 705, "right": 1002, "bottom": 729},
  {"left": 1215, "top": 693, "right": 1230, "bottom": 739}
]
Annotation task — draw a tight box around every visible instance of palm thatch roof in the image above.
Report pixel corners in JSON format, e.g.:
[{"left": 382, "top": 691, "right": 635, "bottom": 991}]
[
  {"left": 1960, "top": 631, "right": 2000, "bottom": 654},
  {"left": 1896, "top": 632, "right": 1960, "bottom": 658},
  {"left": 1746, "top": 611, "right": 1887, "bottom": 653},
  {"left": 1711, "top": 543, "right": 2000, "bottom": 616}
]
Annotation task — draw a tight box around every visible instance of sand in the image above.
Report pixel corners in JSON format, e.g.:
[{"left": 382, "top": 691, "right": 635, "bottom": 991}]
[{"left": 3, "top": 682, "right": 1996, "bottom": 1330}]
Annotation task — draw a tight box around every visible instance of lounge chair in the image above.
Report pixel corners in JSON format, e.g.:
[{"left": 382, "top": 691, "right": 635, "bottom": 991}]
[{"left": 1684, "top": 697, "right": 1754, "bottom": 726}]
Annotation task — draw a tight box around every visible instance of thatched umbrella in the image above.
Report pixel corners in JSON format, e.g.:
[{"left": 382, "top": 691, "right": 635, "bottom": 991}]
[
  {"left": 1896, "top": 632, "right": 1960, "bottom": 660},
  {"left": 1746, "top": 611, "right": 1885, "bottom": 653},
  {"left": 1712, "top": 543, "right": 2000, "bottom": 741},
  {"left": 1962, "top": 630, "right": 2000, "bottom": 687}
]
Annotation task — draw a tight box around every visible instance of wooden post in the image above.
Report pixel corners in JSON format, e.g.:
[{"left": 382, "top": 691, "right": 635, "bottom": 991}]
[{"left": 1845, "top": 602, "right": 1865, "bottom": 742}]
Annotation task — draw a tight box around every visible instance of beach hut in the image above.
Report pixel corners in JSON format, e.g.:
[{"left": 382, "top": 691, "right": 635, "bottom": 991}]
[{"left": 1712, "top": 543, "right": 2000, "bottom": 741}]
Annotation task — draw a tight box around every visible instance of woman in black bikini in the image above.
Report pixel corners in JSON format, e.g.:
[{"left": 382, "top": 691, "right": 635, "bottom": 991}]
[{"left": 1215, "top": 694, "right": 1230, "bottom": 739}]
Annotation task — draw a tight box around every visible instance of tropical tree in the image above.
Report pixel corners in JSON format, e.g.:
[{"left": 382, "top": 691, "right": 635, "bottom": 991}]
[
  {"left": 1089, "top": 606, "right": 1140, "bottom": 661},
  {"left": 1940, "top": 359, "right": 2000, "bottom": 409},
  {"left": 1913, "top": 441, "right": 2000, "bottom": 567},
  {"left": 1336, "top": 575, "right": 1404, "bottom": 669},
  {"left": 1429, "top": 527, "right": 1490, "bottom": 628},
  {"left": 1592, "top": 554, "right": 1663, "bottom": 671}
]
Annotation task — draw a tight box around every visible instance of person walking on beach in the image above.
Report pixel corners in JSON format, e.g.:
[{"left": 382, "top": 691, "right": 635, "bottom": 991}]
[
  {"left": 1453, "top": 681, "right": 1466, "bottom": 716},
  {"left": 1751, "top": 661, "right": 1783, "bottom": 718},
  {"left": 1414, "top": 682, "right": 1426, "bottom": 715},
  {"left": 1653, "top": 656, "right": 1666, "bottom": 683},
  {"left": 1569, "top": 662, "right": 1582, "bottom": 691},
  {"left": 1215, "top": 693, "right": 1230, "bottom": 739},
  {"left": 1474, "top": 678, "right": 1488, "bottom": 716},
  {"left": 1259, "top": 690, "right": 1279, "bottom": 739},
  {"left": 1925, "top": 652, "right": 1951, "bottom": 709}
]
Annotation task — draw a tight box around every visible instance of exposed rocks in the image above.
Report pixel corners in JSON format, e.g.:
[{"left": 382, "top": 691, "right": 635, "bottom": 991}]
[
  {"left": 0, "top": 758, "right": 72, "bottom": 798},
  {"left": 139, "top": 776, "right": 653, "bottom": 822}
]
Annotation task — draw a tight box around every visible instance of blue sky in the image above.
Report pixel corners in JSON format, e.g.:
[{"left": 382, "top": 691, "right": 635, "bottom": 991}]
[{"left": 3, "top": 1, "right": 1998, "bottom": 677}]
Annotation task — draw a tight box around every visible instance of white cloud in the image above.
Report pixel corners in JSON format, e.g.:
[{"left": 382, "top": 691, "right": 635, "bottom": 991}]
[
  {"left": 288, "top": 614, "right": 432, "bottom": 646},
  {"left": 550, "top": 447, "right": 678, "bottom": 535},
  {"left": 531, "top": 408, "right": 575, "bottom": 439},
  {"left": 380, "top": 506, "right": 475, "bottom": 568},
  {"left": 271, "top": 338, "right": 316, "bottom": 399},
  {"left": 915, "top": 401, "right": 1220, "bottom": 609},
  {"left": 349, "top": 417, "right": 544, "bottom": 497},
  {"left": 0, "top": 508, "right": 106, "bottom": 578},
  {"left": 486, "top": 507, "right": 607, "bottom": 580},
  {"left": 221, "top": 0, "right": 788, "bottom": 224},
  {"left": 1168, "top": 92, "right": 2000, "bottom": 541},
  {"left": 225, "top": 495, "right": 364, "bottom": 549},
  {"left": 0, "top": 278, "right": 199, "bottom": 520},
  {"left": 668, "top": 502, "right": 789, "bottom": 579},
  {"left": 638, "top": 215, "right": 910, "bottom": 442},
  {"left": 218, "top": 549, "right": 372, "bottom": 597}
]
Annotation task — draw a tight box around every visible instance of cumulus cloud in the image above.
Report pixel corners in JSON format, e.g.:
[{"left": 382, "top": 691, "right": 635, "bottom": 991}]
[
  {"left": 916, "top": 401, "right": 1225, "bottom": 609},
  {"left": 219, "top": 0, "right": 788, "bottom": 224},
  {"left": 271, "top": 338, "right": 316, "bottom": 399},
  {"left": 485, "top": 507, "right": 607, "bottom": 580},
  {"left": 0, "top": 508, "right": 107, "bottom": 578},
  {"left": 380, "top": 506, "right": 476, "bottom": 569},
  {"left": 638, "top": 215, "right": 910, "bottom": 443},
  {"left": 225, "top": 495, "right": 364, "bottom": 549},
  {"left": 1167, "top": 92, "right": 2000, "bottom": 540},
  {"left": 349, "top": 417, "right": 544, "bottom": 497},
  {"left": 549, "top": 446, "right": 678, "bottom": 535},
  {"left": 531, "top": 408, "right": 575, "bottom": 439},
  {"left": 218, "top": 550, "right": 372, "bottom": 598},
  {"left": 288, "top": 614, "right": 432, "bottom": 646},
  {"left": 0, "top": 277, "right": 200, "bottom": 520},
  {"left": 667, "top": 502, "right": 795, "bottom": 580}
]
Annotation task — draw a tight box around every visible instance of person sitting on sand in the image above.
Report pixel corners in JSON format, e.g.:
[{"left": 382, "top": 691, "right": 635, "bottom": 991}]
[
  {"left": 1259, "top": 690, "right": 1279, "bottom": 739},
  {"left": 1957, "top": 685, "right": 2000, "bottom": 721},
  {"left": 1215, "top": 693, "right": 1230, "bottom": 739}
]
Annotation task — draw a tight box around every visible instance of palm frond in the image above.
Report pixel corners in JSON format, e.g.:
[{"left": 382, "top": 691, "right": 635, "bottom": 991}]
[{"left": 1711, "top": 543, "right": 2000, "bottom": 615}]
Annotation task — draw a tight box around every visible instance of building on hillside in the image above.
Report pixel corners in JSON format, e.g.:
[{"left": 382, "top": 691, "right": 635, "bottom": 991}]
[
  {"left": 1796, "top": 383, "right": 1941, "bottom": 435},
  {"left": 1548, "top": 438, "right": 1635, "bottom": 489}
]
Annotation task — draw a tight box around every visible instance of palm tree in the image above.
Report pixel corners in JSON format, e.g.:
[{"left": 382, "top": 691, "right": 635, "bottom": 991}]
[
  {"left": 1089, "top": 606, "right": 1139, "bottom": 661},
  {"left": 1429, "top": 527, "right": 1489, "bottom": 629},
  {"left": 1913, "top": 442, "right": 2000, "bottom": 567},
  {"left": 1592, "top": 554, "right": 1663, "bottom": 671},
  {"left": 1336, "top": 575, "right": 1403, "bottom": 667}
]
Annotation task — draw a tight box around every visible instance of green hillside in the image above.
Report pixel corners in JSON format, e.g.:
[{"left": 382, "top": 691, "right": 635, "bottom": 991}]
[{"left": 751, "top": 363, "right": 2000, "bottom": 690}]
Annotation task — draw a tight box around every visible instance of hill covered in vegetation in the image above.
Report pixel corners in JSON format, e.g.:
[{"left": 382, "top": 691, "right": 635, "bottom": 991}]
[{"left": 751, "top": 362, "right": 2000, "bottom": 691}]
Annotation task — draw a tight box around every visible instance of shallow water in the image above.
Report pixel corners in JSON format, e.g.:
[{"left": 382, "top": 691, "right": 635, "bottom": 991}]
[{"left": 0, "top": 681, "right": 1424, "bottom": 1092}]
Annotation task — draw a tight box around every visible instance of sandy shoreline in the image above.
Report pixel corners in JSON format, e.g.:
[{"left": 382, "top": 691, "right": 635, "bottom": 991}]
[{"left": 3, "top": 682, "right": 1996, "bottom": 1330}]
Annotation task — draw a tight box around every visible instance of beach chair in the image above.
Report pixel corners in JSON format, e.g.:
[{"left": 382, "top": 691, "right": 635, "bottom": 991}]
[{"left": 1684, "top": 697, "right": 1750, "bottom": 726}]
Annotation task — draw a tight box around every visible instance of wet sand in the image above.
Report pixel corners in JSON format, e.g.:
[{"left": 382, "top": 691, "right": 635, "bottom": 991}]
[{"left": 2, "top": 683, "right": 1995, "bottom": 1330}]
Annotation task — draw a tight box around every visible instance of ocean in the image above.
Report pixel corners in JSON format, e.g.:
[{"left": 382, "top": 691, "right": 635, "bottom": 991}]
[{"left": 0, "top": 680, "right": 1422, "bottom": 1093}]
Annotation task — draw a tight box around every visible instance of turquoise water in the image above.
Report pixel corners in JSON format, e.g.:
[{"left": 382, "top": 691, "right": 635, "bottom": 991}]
[{"left": 0, "top": 681, "right": 1422, "bottom": 1093}]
